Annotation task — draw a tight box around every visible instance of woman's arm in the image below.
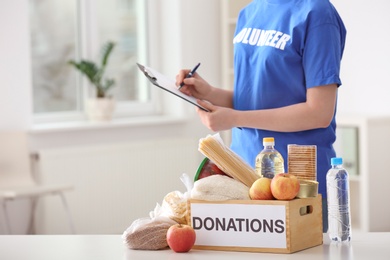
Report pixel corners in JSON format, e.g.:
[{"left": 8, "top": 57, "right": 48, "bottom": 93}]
[{"left": 196, "top": 84, "right": 337, "bottom": 132}]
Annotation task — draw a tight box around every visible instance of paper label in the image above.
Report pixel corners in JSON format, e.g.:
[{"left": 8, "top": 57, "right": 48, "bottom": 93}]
[{"left": 191, "top": 203, "right": 287, "bottom": 248}]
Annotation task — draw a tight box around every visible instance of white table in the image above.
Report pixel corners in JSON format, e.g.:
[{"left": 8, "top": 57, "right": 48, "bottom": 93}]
[{"left": 0, "top": 233, "right": 389, "bottom": 260}]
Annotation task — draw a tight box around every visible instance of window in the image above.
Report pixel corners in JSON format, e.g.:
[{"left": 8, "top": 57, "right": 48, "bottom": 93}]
[{"left": 29, "top": 0, "right": 154, "bottom": 122}]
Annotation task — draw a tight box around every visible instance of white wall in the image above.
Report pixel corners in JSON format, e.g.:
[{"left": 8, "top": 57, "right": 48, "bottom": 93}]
[
  {"left": 332, "top": 0, "right": 390, "bottom": 116},
  {"left": 0, "top": 0, "right": 32, "bottom": 130},
  {"left": 0, "top": 0, "right": 33, "bottom": 235}
]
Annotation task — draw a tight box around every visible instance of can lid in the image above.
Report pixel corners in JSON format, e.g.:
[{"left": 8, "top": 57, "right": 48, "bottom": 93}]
[
  {"left": 263, "top": 137, "right": 275, "bottom": 146},
  {"left": 331, "top": 157, "right": 343, "bottom": 165}
]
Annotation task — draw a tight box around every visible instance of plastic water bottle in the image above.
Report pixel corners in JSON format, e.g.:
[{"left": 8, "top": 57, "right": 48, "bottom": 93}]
[
  {"left": 326, "top": 157, "right": 351, "bottom": 242},
  {"left": 255, "top": 137, "right": 284, "bottom": 179}
]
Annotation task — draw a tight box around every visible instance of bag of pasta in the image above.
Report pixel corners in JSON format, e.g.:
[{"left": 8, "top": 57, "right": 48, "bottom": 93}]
[{"left": 161, "top": 173, "right": 193, "bottom": 225}]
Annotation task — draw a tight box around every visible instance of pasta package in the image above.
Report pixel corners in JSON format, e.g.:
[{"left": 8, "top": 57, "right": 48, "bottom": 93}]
[
  {"left": 161, "top": 173, "right": 193, "bottom": 225},
  {"left": 162, "top": 191, "right": 189, "bottom": 225},
  {"left": 198, "top": 133, "right": 258, "bottom": 187}
]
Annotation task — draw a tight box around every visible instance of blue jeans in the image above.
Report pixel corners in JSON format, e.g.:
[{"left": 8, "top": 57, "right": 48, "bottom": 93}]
[{"left": 322, "top": 197, "right": 328, "bottom": 233}]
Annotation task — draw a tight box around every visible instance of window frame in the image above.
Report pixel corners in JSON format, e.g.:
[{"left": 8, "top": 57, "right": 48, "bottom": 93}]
[{"left": 32, "top": 0, "right": 160, "bottom": 125}]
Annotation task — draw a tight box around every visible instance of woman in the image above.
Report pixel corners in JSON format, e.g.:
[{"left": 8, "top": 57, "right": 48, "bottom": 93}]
[{"left": 177, "top": 0, "right": 346, "bottom": 232}]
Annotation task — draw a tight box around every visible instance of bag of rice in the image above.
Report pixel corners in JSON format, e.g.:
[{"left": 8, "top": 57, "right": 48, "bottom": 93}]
[{"left": 191, "top": 174, "right": 250, "bottom": 201}]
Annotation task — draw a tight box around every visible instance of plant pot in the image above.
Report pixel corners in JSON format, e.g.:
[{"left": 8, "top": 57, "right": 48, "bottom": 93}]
[{"left": 85, "top": 98, "right": 116, "bottom": 121}]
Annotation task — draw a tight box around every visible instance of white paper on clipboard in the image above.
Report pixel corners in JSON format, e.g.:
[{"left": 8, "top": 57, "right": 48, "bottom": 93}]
[{"left": 137, "top": 63, "right": 209, "bottom": 112}]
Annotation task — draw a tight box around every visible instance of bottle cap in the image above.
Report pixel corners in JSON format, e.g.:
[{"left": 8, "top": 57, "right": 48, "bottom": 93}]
[
  {"left": 331, "top": 157, "right": 343, "bottom": 166},
  {"left": 263, "top": 137, "right": 275, "bottom": 146}
]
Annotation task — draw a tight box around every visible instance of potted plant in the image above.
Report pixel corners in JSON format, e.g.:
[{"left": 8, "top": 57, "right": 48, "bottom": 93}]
[{"left": 68, "top": 41, "right": 116, "bottom": 121}]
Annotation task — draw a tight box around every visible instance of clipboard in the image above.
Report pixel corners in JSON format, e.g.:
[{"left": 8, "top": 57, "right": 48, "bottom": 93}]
[{"left": 137, "top": 63, "right": 209, "bottom": 112}]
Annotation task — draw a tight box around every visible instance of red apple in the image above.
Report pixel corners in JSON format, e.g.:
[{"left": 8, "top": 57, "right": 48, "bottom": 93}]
[
  {"left": 270, "top": 173, "right": 300, "bottom": 200},
  {"left": 249, "top": 177, "right": 274, "bottom": 200},
  {"left": 166, "top": 224, "right": 196, "bottom": 253}
]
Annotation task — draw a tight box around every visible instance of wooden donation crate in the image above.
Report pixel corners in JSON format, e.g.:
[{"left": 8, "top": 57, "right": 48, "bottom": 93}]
[{"left": 188, "top": 195, "right": 323, "bottom": 254}]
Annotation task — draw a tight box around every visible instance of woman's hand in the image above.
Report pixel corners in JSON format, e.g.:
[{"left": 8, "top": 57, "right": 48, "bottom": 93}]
[
  {"left": 176, "top": 69, "right": 234, "bottom": 108},
  {"left": 195, "top": 99, "right": 239, "bottom": 131},
  {"left": 175, "top": 70, "right": 213, "bottom": 100}
]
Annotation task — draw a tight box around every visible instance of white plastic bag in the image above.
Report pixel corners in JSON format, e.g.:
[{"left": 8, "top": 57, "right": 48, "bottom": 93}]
[
  {"left": 161, "top": 173, "right": 193, "bottom": 225},
  {"left": 122, "top": 173, "right": 193, "bottom": 250},
  {"left": 122, "top": 203, "right": 176, "bottom": 250}
]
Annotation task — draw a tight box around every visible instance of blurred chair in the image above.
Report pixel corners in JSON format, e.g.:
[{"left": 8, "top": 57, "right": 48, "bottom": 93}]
[{"left": 0, "top": 131, "right": 75, "bottom": 234}]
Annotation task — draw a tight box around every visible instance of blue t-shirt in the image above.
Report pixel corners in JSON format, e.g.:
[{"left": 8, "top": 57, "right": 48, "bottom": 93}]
[{"left": 230, "top": 0, "right": 346, "bottom": 198}]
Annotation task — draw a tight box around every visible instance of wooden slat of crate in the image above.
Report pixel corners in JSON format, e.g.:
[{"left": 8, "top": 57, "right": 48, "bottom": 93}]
[{"left": 288, "top": 195, "right": 323, "bottom": 253}]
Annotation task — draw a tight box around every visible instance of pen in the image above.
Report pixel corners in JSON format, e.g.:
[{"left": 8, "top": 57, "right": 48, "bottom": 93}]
[{"left": 179, "top": 62, "right": 201, "bottom": 89}]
